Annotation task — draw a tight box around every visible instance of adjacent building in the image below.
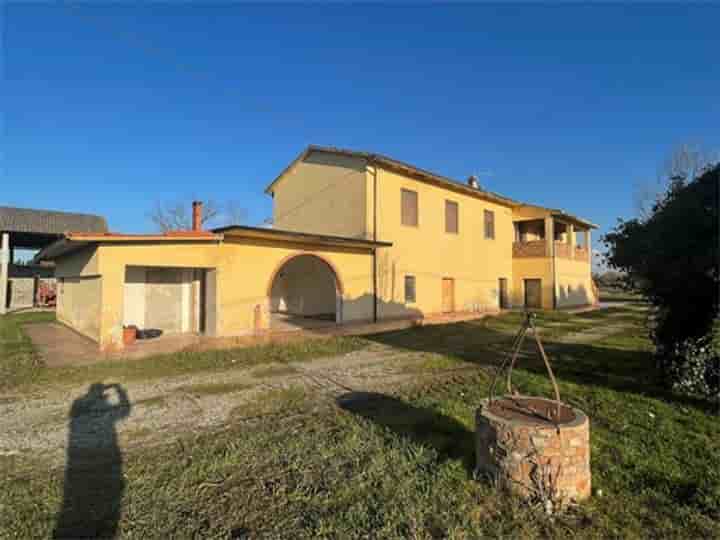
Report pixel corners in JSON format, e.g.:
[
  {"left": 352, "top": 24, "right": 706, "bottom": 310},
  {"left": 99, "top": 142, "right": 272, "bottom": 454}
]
[{"left": 0, "top": 206, "right": 107, "bottom": 313}]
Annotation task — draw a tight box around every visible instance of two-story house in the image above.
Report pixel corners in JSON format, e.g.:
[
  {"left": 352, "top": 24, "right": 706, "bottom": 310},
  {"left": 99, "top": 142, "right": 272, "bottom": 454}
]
[
  {"left": 39, "top": 145, "right": 596, "bottom": 351},
  {"left": 268, "top": 146, "right": 596, "bottom": 316}
]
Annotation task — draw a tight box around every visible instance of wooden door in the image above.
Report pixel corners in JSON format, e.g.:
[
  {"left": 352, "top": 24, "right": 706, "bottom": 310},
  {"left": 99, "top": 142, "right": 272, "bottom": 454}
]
[
  {"left": 441, "top": 278, "right": 455, "bottom": 313},
  {"left": 524, "top": 279, "right": 542, "bottom": 309},
  {"left": 498, "top": 278, "right": 509, "bottom": 309}
]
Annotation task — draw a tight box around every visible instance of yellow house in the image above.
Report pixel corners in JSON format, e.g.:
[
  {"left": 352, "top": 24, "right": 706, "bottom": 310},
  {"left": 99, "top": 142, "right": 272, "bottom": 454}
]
[{"left": 39, "top": 146, "right": 596, "bottom": 351}]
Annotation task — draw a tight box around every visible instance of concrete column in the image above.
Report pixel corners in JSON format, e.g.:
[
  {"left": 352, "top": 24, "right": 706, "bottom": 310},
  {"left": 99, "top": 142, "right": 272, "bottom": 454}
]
[
  {"left": 0, "top": 233, "right": 9, "bottom": 314},
  {"left": 585, "top": 230, "right": 591, "bottom": 262},
  {"left": 544, "top": 217, "right": 554, "bottom": 258},
  {"left": 568, "top": 224, "right": 575, "bottom": 259}
]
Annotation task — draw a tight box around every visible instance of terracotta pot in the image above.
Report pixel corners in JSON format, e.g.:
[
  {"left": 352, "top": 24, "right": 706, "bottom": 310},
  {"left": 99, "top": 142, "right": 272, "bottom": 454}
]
[{"left": 123, "top": 325, "right": 138, "bottom": 345}]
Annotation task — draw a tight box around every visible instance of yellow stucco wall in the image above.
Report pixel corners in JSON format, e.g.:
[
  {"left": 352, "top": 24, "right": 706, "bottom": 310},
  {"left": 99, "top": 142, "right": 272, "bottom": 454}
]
[
  {"left": 54, "top": 245, "right": 99, "bottom": 278},
  {"left": 513, "top": 205, "right": 550, "bottom": 221},
  {"left": 371, "top": 166, "right": 514, "bottom": 317},
  {"left": 271, "top": 151, "right": 369, "bottom": 238},
  {"left": 556, "top": 257, "right": 596, "bottom": 308},
  {"left": 88, "top": 239, "right": 374, "bottom": 350},
  {"left": 57, "top": 276, "right": 102, "bottom": 341},
  {"left": 511, "top": 257, "right": 554, "bottom": 309},
  {"left": 54, "top": 245, "right": 102, "bottom": 341}
]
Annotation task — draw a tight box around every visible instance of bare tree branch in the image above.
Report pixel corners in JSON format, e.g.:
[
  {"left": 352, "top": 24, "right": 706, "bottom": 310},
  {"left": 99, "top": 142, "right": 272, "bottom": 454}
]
[
  {"left": 635, "top": 142, "right": 719, "bottom": 221},
  {"left": 148, "top": 199, "right": 246, "bottom": 231}
]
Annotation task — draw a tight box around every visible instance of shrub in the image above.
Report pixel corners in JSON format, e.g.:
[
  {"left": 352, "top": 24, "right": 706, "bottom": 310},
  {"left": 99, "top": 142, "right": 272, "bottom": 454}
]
[
  {"left": 604, "top": 163, "right": 719, "bottom": 400},
  {"left": 667, "top": 334, "right": 720, "bottom": 402}
]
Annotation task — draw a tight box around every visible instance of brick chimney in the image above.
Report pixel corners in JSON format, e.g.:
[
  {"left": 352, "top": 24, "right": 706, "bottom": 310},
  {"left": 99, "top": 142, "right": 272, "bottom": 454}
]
[{"left": 192, "top": 201, "right": 203, "bottom": 231}]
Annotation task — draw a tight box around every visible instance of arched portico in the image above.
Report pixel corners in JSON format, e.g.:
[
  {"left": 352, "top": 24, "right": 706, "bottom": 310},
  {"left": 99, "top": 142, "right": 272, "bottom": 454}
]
[{"left": 267, "top": 253, "right": 343, "bottom": 330}]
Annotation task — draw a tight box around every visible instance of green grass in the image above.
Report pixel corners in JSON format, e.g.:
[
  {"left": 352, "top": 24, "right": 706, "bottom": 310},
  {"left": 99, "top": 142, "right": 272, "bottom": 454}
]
[
  {"left": 598, "top": 288, "right": 644, "bottom": 303},
  {"left": 0, "top": 311, "right": 56, "bottom": 393},
  {"left": 2, "top": 306, "right": 719, "bottom": 538}
]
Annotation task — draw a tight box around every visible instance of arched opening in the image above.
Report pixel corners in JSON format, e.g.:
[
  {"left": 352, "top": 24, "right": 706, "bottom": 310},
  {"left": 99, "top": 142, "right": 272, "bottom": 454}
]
[{"left": 267, "top": 254, "right": 342, "bottom": 331}]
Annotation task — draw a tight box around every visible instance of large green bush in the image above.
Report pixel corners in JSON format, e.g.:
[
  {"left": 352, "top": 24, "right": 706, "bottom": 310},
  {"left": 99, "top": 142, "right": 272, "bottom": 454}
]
[{"left": 604, "top": 164, "right": 719, "bottom": 400}]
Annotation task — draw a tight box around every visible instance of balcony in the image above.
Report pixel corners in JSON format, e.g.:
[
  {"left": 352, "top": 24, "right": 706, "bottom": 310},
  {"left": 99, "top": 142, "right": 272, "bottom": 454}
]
[
  {"left": 513, "top": 240, "right": 590, "bottom": 261},
  {"left": 513, "top": 218, "right": 591, "bottom": 262}
]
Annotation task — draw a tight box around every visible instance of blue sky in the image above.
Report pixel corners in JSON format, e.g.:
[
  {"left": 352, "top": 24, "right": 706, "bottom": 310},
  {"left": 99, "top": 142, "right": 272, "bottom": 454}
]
[{"left": 4, "top": 3, "right": 719, "bottom": 259}]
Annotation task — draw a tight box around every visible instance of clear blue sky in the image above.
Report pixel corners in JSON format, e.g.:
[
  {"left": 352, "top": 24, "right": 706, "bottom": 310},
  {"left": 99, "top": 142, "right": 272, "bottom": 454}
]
[{"left": 4, "top": 3, "right": 719, "bottom": 257}]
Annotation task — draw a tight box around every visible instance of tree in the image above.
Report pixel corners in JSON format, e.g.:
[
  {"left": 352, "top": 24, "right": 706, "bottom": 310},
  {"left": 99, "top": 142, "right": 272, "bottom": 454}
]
[
  {"left": 149, "top": 199, "right": 246, "bottom": 232},
  {"left": 635, "top": 143, "right": 719, "bottom": 221},
  {"left": 604, "top": 163, "right": 719, "bottom": 398}
]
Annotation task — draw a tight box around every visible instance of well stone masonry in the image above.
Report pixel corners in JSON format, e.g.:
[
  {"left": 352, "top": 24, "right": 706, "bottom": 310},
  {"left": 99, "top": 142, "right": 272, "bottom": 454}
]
[{"left": 475, "top": 396, "right": 591, "bottom": 503}]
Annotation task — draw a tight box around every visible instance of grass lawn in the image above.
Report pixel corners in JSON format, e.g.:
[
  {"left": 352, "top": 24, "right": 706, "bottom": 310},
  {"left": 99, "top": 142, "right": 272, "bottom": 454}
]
[
  {"left": 598, "top": 287, "right": 644, "bottom": 303},
  {"left": 0, "top": 310, "right": 56, "bottom": 392},
  {"left": 2, "top": 306, "right": 719, "bottom": 538}
]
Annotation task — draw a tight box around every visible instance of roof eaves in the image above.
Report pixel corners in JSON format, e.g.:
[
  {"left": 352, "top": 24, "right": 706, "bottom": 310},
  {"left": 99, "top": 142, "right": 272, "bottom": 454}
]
[
  {"left": 550, "top": 212, "right": 599, "bottom": 230},
  {"left": 213, "top": 224, "right": 392, "bottom": 248},
  {"left": 264, "top": 146, "right": 315, "bottom": 194},
  {"left": 264, "top": 145, "right": 520, "bottom": 208}
]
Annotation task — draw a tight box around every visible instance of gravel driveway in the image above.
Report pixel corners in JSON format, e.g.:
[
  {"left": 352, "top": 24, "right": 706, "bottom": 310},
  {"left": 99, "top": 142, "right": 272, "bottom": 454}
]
[{"left": 0, "top": 347, "right": 438, "bottom": 466}]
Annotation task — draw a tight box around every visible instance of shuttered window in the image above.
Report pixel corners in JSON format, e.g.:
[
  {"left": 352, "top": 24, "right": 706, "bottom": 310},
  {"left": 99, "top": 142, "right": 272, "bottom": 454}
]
[
  {"left": 445, "top": 200, "right": 458, "bottom": 234},
  {"left": 404, "top": 275, "right": 416, "bottom": 303},
  {"left": 484, "top": 209, "right": 495, "bottom": 239},
  {"left": 401, "top": 189, "right": 418, "bottom": 227}
]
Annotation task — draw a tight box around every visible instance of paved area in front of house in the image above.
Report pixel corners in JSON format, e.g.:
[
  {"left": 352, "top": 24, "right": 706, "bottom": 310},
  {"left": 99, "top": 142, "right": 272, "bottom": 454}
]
[
  {"left": 22, "top": 323, "right": 101, "bottom": 367},
  {"left": 23, "top": 311, "right": 497, "bottom": 368}
]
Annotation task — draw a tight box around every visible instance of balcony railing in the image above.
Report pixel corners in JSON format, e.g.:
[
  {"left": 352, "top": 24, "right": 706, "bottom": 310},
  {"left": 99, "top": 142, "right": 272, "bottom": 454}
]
[
  {"left": 513, "top": 241, "right": 546, "bottom": 258},
  {"left": 513, "top": 240, "right": 590, "bottom": 262},
  {"left": 554, "top": 242, "right": 571, "bottom": 259}
]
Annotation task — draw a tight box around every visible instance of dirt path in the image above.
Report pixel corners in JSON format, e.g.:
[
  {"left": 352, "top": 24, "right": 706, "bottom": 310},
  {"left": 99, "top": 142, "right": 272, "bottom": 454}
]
[{"left": 0, "top": 346, "right": 450, "bottom": 465}]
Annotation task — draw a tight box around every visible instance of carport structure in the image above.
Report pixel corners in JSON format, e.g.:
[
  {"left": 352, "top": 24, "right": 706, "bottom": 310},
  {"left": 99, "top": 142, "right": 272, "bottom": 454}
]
[{"left": 0, "top": 206, "right": 107, "bottom": 313}]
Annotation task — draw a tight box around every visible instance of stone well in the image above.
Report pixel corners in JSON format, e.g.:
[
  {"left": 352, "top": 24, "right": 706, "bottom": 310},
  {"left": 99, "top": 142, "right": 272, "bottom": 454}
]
[{"left": 475, "top": 395, "right": 591, "bottom": 503}]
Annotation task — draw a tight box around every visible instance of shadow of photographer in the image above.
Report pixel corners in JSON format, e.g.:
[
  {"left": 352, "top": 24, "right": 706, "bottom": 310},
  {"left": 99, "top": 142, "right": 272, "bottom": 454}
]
[{"left": 54, "top": 383, "right": 131, "bottom": 539}]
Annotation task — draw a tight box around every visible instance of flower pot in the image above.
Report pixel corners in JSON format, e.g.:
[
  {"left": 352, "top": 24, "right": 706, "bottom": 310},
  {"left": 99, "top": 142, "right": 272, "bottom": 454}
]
[{"left": 123, "top": 325, "right": 138, "bottom": 345}]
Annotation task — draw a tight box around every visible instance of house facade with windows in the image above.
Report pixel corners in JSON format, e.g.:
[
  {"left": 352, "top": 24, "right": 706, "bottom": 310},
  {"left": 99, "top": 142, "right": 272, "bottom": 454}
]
[
  {"left": 39, "top": 145, "right": 596, "bottom": 351},
  {"left": 267, "top": 146, "right": 597, "bottom": 318}
]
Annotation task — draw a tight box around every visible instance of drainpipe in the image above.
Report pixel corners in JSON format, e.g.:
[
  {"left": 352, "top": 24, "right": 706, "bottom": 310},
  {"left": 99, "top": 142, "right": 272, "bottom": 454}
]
[
  {"left": 370, "top": 157, "right": 379, "bottom": 322},
  {"left": 551, "top": 226, "right": 558, "bottom": 310}
]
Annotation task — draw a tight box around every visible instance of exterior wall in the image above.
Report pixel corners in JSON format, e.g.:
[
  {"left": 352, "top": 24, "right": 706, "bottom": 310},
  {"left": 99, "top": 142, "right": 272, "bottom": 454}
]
[
  {"left": 123, "top": 267, "right": 147, "bottom": 328},
  {"left": 512, "top": 255, "right": 594, "bottom": 309},
  {"left": 54, "top": 245, "right": 99, "bottom": 278},
  {"left": 556, "top": 258, "right": 596, "bottom": 308},
  {"left": 57, "top": 276, "right": 102, "bottom": 341},
  {"left": 513, "top": 205, "right": 550, "bottom": 221},
  {"left": 271, "top": 151, "right": 368, "bottom": 238},
  {"left": 511, "top": 257, "right": 554, "bottom": 309},
  {"left": 8, "top": 278, "right": 34, "bottom": 308},
  {"left": 54, "top": 245, "right": 102, "bottom": 341},
  {"left": 372, "top": 166, "right": 514, "bottom": 318},
  {"left": 94, "top": 240, "right": 374, "bottom": 350},
  {"left": 269, "top": 255, "right": 337, "bottom": 316}
]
